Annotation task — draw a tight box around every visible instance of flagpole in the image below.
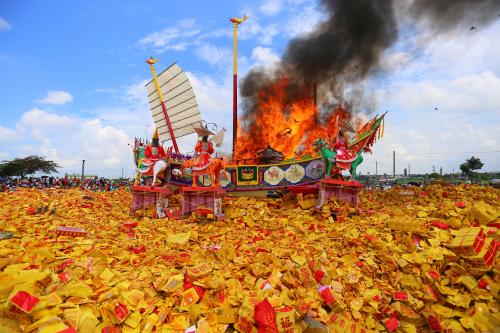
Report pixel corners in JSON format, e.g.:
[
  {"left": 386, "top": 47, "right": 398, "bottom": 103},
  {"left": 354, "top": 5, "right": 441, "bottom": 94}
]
[
  {"left": 146, "top": 57, "right": 180, "bottom": 154},
  {"left": 229, "top": 15, "right": 247, "bottom": 159}
]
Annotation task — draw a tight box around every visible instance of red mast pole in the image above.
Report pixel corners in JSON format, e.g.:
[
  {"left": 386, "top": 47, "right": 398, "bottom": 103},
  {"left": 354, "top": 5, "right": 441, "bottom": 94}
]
[
  {"left": 147, "top": 57, "right": 180, "bottom": 154},
  {"left": 160, "top": 100, "right": 179, "bottom": 153}
]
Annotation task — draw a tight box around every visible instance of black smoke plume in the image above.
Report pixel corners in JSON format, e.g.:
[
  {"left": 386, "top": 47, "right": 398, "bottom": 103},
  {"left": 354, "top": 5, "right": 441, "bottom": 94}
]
[
  {"left": 240, "top": 0, "right": 398, "bottom": 130},
  {"left": 239, "top": 0, "right": 500, "bottom": 138}
]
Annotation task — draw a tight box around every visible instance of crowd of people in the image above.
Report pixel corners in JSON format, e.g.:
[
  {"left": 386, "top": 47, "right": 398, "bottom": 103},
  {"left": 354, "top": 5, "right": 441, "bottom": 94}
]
[{"left": 0, "top": 176, "right": 132, "bottom": 192}]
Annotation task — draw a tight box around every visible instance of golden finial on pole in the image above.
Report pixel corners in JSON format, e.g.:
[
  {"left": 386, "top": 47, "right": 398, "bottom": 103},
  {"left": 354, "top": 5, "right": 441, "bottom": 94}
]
[
  {"left": 146, "top": 57, "right": 159, "bottom": 66},
  {"left": 229, "top": 15, "right": 247, "bottom": 75}
]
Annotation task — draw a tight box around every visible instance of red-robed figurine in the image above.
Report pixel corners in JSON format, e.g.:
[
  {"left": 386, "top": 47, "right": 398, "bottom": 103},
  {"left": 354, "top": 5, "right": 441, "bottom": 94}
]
[
  {"left": 145, "top": 129, "right": 166, "bottom": 160},
  {"left": 333, "top": 130, "right": 356, "bottom": 169},
  {"left": 194, "top": 135, "right": 214, "bottom": 168}
]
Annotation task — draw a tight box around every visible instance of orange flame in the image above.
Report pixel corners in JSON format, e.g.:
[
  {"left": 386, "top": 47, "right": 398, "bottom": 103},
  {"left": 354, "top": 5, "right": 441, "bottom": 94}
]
[{"left": 234, "top": 79, "right": 351, "bottom": 163}]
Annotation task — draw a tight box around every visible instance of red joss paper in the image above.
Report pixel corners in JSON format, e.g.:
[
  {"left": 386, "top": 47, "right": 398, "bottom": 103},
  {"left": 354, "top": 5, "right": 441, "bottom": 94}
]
[
  {"left": 58, "top": 271, "right": 71, "bottom": 283},
  {"left": 254, "top": 299, "right": 279, "bottom": 333},
  {"left": 426, "top": 316, "right": 442, "bottom": 331},
  {"left": 318, "top": 285, "right": 335, "bottom": 305},
  {"left": 58, "top": 328, "right": 77, "bottom": 333},
  {"left": 114, "top": 302, "right": 129, "bottom": 322},
  {"left": 427, "top": 271, "right": 440, "bottom": 279},
  {"left": 313, "top": 269, "right": 325, "bottom": 283},
  {"left": 430, "top": 221, "right": 449, "bottom": 230},
  {"left": 393, "top": 292, "right": 408, "bottom": 301},
  {"left": 10, "top": 290, "right": 40, "bottom": 313},
  {"left": 385, "top": 317, "right": 399, "bottom": 332},
  {"left": 55, "top": 226, "right": 88, "bottom": 237}
]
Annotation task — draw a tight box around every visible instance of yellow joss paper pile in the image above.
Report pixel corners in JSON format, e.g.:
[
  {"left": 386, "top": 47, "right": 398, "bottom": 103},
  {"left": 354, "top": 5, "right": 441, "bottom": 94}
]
[{"left": 0, "top": 184, "right": 499, "bottom": 333}]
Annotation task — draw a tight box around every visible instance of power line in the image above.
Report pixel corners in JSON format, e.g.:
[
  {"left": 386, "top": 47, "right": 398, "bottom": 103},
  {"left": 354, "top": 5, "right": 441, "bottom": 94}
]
[
  {"left": 389, "top": 107, "right": 500, "bottom": 132},
  {"left": 371, "top": 151, "right": 500, "bottom": 158},
  {"left": 420, "top": 150, "right": 500, "bottom": 155}
]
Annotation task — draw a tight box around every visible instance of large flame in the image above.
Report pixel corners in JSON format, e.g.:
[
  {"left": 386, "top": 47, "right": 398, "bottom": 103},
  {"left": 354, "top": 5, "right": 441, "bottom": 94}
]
[{"left": 235, "top": 79, "right": 351, "bottom": 163}]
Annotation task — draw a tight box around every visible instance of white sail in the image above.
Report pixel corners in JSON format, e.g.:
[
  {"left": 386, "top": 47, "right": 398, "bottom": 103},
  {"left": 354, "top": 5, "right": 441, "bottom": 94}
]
[{"left": 145, "top": 63, "right": 202, "bottom": 143}]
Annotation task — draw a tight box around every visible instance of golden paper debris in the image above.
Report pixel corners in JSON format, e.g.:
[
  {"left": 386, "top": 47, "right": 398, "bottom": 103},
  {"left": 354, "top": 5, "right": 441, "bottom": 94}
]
[{"left": 0, "top": 185, "right": 499, "bottom": 332}]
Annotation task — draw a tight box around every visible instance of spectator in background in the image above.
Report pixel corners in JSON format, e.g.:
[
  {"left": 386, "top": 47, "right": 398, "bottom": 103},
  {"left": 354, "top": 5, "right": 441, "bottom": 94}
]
[{"left": 0, "top": 176, "right": 132, "bottom": 192}]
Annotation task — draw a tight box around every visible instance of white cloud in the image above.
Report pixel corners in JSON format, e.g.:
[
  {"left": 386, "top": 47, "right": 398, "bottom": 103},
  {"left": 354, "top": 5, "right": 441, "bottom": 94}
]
[
  {"left": 195, "top": 43, "right": 232, "bottom": 67},
  {"left": 238, "top": 17, "right": 280, "bottom": 45},
  {"left": 251, "top": 46, "right": 280, "bottom": 67},
  {"left": 138, "top": 9, "right": 286, "bottom": 56},
  {"left": 385, "top": 71, "right": 500, "bottom": 113},
  {"left": 21, "top": 108, "right": 76, "bottom": 127},
  {"left": 359, "top": 118, "right": 500, "bottom": 176},
  {"left": 81, "top": 119, "right": 130, "bottom": 164},
  {"left": 186, "top": 71, "right": 233, "bottom": 153},
  {"left": 138, "top": 19, "right": 201, "bottom": 52},
  {"left": 284, "top": 3, "right": 325, "bottom": 38},
  {"left": 35, "top": 90, "right": 73, "bottom": 105},
  {"left": 124, "top": 79, "right": 149, "bottom": 106},
  {"left": 354, "top": 16, "right": 500, "bottom": 174},
  {"left": 1, "top": 76, "right": 175, "bottom": 177},
  {"left": 380, "top": 51, "right": 410, "bottom": 72},
  {"left": 0, "top": 126, "right": 18, "bottom": 142},
  {"left": 368, "top": 70, "right": 500, "bottom": 173},
  {"left": 259, "top": 0, "right": 283, "bottom": 16},
  {"left": 0, "top": 108, "right": 135, "bottom": 177},
  {"left": 85, "top": 80, "right": 152, "bottom": 137},
  {"left": 0, "top": 17, "right": 12, "bottom": 31},
  {"left": 387, "top": 20, "right": 500, "bottom": 82}
]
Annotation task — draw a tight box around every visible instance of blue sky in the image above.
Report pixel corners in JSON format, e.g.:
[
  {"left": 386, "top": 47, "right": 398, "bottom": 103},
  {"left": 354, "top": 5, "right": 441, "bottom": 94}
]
[{"left": 1, "top": 0, "right": 499, "bottom": 177}]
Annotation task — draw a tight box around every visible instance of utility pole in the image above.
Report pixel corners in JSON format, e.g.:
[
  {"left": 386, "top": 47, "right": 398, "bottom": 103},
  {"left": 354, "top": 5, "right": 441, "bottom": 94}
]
[
  {"left": 375, "top": 160, "right": 378, "bottom": 177},
  {"left": 392, "top": 151, "right": 395, "bottom": 178},
  {"left": 81, "top": 160, "right": 85, "bottom": 180},
  {"left": 121, "top": 167, "right": 124, "bottom": 179}
]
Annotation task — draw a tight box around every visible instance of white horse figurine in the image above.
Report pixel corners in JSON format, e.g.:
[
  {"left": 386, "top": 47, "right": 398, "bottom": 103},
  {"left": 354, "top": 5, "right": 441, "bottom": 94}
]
[{"left": 151, "top": 160, "right": 168, "bottom": 187}]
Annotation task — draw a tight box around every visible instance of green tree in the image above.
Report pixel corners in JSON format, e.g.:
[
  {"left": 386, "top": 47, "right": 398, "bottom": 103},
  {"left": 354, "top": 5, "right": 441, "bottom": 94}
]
[
  {"left": 0, "top": 155, "right": 60, "bottom": 177},
  {"left": 459, "top": 156, "right": 483, "bottom": 179},
  {"left": 429, "top": 172, "right": 440, "bottom": 179}
]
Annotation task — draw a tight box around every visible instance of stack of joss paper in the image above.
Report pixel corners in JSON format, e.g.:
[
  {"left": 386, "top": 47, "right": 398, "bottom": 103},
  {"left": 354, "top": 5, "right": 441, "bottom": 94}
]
[{"left": 0, "top": 184, "right": 499, "bottom": 332}]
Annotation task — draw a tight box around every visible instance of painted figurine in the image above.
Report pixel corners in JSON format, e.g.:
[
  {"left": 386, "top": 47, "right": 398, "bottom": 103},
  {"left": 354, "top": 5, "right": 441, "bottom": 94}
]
[
  {"left": 194, "top": 135, "right": 214, "bottom": 168},
  {"left": 145, "top": 130, "right": 166, "bottom": 160},
  {"left": 332, "top": 130, "right": 356, "bottom": 170},
  {"left": 135, "top": 129, "right": 170, "bottom": 186}
]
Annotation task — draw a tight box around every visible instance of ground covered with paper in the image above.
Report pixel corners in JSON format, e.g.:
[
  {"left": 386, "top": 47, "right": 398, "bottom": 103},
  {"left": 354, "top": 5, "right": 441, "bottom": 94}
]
[{"left": 0, "top": 185, "right": 499, "bottom": 333}]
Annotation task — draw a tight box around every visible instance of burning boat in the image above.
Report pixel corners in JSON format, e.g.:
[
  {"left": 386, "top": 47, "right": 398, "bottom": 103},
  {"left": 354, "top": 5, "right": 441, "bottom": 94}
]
[
  {"left": 132, "top": 6, "right": 388, "bottom": 196},
  {"left": 131, "top": 58, "right": 386, "bottom": 195}
]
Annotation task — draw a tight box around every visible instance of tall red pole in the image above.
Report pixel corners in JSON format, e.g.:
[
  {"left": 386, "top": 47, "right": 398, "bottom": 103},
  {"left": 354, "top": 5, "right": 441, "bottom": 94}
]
[
  {"left": 233, "top": 73, "right": 237, "bottom": 157},
  {"left": 230, "top": 15, "right": 247, "bottom": 159}
]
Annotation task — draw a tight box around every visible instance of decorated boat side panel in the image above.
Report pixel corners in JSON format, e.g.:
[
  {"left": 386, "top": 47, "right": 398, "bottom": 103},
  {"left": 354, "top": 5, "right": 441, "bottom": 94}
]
[{"left": 220, "top": 157, "right": 325, "bottom": 190}]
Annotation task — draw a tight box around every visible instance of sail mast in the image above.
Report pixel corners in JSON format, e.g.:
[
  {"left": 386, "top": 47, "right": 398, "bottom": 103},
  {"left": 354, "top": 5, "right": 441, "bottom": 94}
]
[{"left": 146, "top": 57, "right": 180, "bottom": 154}]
